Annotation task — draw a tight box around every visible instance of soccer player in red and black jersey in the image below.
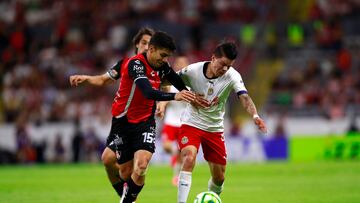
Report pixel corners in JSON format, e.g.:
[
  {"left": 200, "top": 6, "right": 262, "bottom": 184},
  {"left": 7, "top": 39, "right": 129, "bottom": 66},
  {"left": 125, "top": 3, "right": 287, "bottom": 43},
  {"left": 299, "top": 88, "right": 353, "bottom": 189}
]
[
  {"left": 71, "top": 31, "right": 200, "bottom": 203},
  {"left": 113, "top": 31, "right": 198, "bottom": 203},
  {"left": 70, "top": 28, "right": 154, "bottom": 199}
]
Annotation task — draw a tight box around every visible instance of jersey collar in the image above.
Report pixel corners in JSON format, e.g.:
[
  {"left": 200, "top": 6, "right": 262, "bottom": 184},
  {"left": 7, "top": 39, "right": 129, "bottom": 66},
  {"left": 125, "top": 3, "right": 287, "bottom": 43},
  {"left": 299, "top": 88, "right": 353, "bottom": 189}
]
[{"left": 203, "top": 61, "right": 219, "bottom": 80}]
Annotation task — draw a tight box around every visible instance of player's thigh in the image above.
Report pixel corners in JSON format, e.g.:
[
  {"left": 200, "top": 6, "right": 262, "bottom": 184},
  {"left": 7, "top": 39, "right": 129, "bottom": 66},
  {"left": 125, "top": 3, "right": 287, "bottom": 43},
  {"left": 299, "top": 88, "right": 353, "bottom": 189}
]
[
  {"left": 101, "top": 147, "right": 117, "bottom": 165},
  {"left": 201, "top": 132, "right": 227, "bottom": 165},
  {"left": 178, "top": 124, "right": 201, "bottom": 151},
  {"left": 180, "top": 145, "right": 198, "bottom": 164},
  {"left": 134, "top": 150, "right": 153, "bottom": 168}
]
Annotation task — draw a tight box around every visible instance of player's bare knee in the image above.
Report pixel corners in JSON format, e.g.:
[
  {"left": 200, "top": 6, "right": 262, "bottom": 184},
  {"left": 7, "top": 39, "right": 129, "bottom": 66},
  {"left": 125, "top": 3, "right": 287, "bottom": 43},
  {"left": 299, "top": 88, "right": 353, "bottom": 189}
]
[
  {"left": 185, "top": 151, "right": 196, "bottom": 162},
  {"left": 134, "top": 164, "right": 148, "bottom": 176},
  {"left": 182, "top": 153, "right": 196, "bottom": 170},
  {"left": 134, "top": 159, "right": 149, "bottom": 176},
  {"left": 101, "top": 151, "right": 115, "bottom": 167}
]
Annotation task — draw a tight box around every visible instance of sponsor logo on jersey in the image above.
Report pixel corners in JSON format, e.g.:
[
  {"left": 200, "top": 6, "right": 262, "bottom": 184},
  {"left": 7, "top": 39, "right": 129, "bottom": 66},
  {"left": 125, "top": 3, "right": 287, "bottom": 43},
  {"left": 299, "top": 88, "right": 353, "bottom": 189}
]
[
  {"left": 181, "top": 136, "right": 189, "bottom": 144},
  {"left": 150, "top": 71, "right": 156, "bottom": 77},
  {"left": 135, "top": 60, "right": 141, "bottom": 64},
  {"left": 134, "top": 65, "right": 144, "bottom": 73}
]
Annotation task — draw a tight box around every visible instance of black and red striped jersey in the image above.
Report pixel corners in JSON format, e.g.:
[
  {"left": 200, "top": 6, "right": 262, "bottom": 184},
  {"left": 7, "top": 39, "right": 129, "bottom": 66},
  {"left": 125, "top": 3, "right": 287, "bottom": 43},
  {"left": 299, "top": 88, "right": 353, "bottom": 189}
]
[{"left": 111, "top": 53, "right": 175, "bottom": 123}]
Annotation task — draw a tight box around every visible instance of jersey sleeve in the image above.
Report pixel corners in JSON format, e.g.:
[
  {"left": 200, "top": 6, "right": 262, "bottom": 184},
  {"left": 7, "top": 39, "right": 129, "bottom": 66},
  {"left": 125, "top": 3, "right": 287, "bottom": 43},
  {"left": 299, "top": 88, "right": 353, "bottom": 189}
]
[
  {"left": 177, "top": 66, "right": 191, "bottom": 86},
  {"left": 159, "top": 64, "right": 188, "bottom": 91},
  {"left": 231, "top": 70, "right": 248, "bottom": 96},
  {"left": 107, "top": 59, "right": 123, "bottom": 80},
  {"left": 127, "top": 59, "right": 147, "bottom": 81}
]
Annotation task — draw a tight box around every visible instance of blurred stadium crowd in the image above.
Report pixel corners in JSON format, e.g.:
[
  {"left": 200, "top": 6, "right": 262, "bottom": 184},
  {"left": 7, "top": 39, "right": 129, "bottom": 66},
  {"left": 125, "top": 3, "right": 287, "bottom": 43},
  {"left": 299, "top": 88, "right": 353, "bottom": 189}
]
[{"left": 0, "top": 0, "right": 359, "bottom": 163}]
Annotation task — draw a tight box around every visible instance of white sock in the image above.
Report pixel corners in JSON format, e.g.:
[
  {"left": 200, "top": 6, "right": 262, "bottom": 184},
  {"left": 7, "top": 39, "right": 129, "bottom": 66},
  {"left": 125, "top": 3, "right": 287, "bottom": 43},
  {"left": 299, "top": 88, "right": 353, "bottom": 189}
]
[
  {"left": 208, "top": 178, "right": 224, "bottom": 195},
  {"left": 178, "top": 171, "right": 192, "bottom": 203}
]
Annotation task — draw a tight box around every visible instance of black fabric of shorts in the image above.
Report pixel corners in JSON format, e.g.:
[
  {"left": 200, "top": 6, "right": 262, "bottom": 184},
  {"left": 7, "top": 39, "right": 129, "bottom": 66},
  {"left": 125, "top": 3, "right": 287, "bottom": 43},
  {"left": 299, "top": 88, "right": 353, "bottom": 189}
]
[{"left": 106, "top": 116, "right": 156, "bottom": 164}]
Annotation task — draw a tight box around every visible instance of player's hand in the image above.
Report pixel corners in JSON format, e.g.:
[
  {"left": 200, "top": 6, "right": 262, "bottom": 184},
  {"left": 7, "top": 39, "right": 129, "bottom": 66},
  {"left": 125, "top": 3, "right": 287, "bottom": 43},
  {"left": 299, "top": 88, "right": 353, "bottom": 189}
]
[
  {"left": 210, "top": 96, "right": 219, "bottom": 106},
  {"left": 254, "top": 116, "right": 267, "bottom": 134},
  {"left": 155, "top": 101, "right": 168, "bottom": 120},
  {"left": 174, "top": 90, "right": 196, "bottom": 103},
  {"left": 191, "top": 93, "right": 211, "bottom": 108},
  {"left": 69, "top": 75, "right": 87, "bottom": 86}
]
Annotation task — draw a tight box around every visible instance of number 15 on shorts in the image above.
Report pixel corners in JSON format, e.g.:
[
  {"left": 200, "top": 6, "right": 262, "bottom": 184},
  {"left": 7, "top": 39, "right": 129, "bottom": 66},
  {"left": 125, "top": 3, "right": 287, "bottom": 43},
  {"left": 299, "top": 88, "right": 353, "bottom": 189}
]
[{"left": 142, "top": 132, "right": 155, "bottom": 144}]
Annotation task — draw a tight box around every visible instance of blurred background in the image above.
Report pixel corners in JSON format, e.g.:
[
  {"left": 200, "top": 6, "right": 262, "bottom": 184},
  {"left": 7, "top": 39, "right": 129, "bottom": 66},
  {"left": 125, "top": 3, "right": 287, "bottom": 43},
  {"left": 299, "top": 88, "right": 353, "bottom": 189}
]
[{"left": 0, "top": 0, "right": 359, "bottom": 165}]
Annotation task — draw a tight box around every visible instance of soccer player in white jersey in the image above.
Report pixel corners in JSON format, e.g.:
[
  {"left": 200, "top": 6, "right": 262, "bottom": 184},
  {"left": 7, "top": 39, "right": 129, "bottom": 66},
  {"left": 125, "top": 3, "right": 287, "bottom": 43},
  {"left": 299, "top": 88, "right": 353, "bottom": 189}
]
[
  {"left": 157, "top": 56, "right": 189, "bottom": 186},
  {"left": 175, "top": 42, "right": 267, "bottom": 203}
]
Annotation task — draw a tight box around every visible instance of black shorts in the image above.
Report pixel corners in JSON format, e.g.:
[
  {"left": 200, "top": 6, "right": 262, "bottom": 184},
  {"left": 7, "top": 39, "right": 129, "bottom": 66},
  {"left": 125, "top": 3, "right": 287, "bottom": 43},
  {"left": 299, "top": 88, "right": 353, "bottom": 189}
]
[{"left": 106, "top": 116, "right": 156, "bottom": 164}]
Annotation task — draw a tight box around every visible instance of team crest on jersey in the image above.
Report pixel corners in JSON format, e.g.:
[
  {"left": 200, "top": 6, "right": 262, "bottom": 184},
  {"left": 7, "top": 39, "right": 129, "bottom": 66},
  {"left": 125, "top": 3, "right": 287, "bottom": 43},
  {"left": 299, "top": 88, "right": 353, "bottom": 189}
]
[
  {"left": 181, "top": 136, "right": 189, "bottom": 144},
  {"left": 135, "top": 60, "right": 141, "bottom": 64},
  {"left": 207, "top": 88, "right": 214, "bottom": 95},
  {"left": 150, "top": 71, "right": 156, "bottom": 77}
]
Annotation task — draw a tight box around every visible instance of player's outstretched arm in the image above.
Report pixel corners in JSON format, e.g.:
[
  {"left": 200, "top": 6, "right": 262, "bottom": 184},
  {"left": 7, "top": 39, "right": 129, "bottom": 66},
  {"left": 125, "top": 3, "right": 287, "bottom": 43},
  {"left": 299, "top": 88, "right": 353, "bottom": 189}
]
[
  {"left": 239, "top": 93, "right": 267, "bottom": 133},
  {"left": 69, "top": 73, "right": 114, "bottom": 87}
]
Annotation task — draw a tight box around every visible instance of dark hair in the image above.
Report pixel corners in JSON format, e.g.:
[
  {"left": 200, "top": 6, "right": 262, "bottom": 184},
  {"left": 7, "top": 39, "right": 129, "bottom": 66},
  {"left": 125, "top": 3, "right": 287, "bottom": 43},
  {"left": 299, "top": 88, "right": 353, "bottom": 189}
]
[
  {"left": 132, "top": 27, "right": 154, "bottom": 46},
  {"left": 149, "top": 31, "right": 176, "bottom": 51},
  {"left": 213, "top": 42, "right": 237, "bottom": 60}
]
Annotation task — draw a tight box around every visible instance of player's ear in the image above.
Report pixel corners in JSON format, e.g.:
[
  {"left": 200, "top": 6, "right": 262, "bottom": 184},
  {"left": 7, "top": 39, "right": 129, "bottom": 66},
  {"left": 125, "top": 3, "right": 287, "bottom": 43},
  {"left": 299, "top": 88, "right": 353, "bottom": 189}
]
[{"left": 211, "top": 55, "right": 216, "bottom": 62}]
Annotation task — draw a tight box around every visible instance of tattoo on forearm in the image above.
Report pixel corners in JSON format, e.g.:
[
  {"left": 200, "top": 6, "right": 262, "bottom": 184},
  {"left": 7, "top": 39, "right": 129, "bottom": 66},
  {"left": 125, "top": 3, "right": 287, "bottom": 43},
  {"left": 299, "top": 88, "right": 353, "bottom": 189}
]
[{"left": 240, "top": 94, "right": 257, "bottom": 115}]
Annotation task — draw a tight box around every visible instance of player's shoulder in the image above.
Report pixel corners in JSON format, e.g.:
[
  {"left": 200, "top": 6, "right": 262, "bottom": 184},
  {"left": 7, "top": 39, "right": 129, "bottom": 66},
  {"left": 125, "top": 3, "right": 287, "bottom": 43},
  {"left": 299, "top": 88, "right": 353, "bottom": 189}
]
[
  {"left": 184, "top": 61, "right": 207, "bottom": 72},
  {"left": 189, "top": 61, "right": 207, "bottom": 68},
  {"left": 128, "top": 54, "right": 146, "bottom": 65},
  {"left": 128, "top": 58, "right": 145, "bottom": 66},
  {"left": 223, "top": 67, "right": 242, "bottom": 83},
  {"left": 127, "top": 55, "right": 147, "bottom": 72},
  {"left": 227, "top": 67, "right": 241, "bottom": 77}
]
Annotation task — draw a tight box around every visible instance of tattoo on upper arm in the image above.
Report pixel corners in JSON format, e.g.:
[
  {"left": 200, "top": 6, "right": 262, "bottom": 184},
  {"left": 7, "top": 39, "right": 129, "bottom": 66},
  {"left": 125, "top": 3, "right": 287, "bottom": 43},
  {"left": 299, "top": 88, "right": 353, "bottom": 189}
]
[{"left": 240, "top": 94, "right": 257, "bottom": 115}]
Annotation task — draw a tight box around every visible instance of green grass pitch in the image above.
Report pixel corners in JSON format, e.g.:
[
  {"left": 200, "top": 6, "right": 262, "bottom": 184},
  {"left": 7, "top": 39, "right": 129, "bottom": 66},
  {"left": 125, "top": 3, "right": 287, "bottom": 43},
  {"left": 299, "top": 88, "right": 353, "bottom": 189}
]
[{"left": 1, "top": 161, "right": 359, "bottom": 203}]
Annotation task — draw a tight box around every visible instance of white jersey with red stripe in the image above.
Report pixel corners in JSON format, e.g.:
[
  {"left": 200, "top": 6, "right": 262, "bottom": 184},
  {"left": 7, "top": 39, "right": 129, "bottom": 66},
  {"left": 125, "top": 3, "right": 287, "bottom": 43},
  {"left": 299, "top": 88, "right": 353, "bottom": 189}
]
[
  {"left": 178, "top": 61, "right": 248, "bottom": 132},
  {"left": 163, "top": 86, "right": 187, "bottom": 127}
]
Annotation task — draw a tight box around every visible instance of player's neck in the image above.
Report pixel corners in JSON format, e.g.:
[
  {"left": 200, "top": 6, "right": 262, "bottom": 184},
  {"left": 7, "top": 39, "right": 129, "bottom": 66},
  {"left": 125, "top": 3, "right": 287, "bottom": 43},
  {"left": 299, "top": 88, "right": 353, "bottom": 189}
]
[
  {"left": 145, "top": 52, "right": 157, "bottom": 70},
  {"left": 205, "top": 63, "right": 216, "bottom": 79}
]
